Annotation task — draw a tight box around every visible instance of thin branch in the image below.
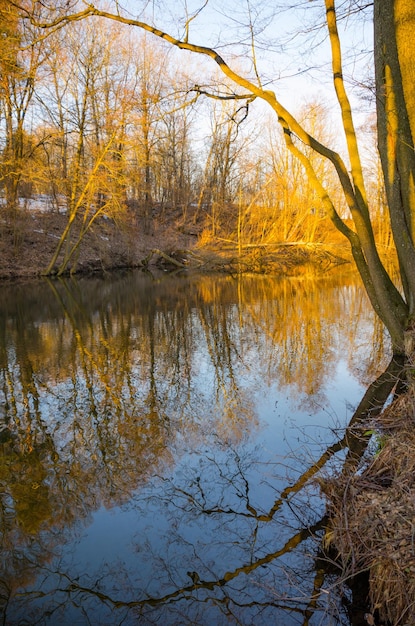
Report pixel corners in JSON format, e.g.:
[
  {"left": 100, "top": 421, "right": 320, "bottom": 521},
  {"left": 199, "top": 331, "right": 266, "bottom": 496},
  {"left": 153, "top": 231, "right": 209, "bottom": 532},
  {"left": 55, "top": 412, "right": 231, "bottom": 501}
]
[
  {"left": 189, "top": 85, "right": 256, "bottom": 102},
  {"left": 246, "top": 0, "right": 263, "bottom": 88},
  {"left": 183, "top": 0, "right": 209, "bottom": 43}
]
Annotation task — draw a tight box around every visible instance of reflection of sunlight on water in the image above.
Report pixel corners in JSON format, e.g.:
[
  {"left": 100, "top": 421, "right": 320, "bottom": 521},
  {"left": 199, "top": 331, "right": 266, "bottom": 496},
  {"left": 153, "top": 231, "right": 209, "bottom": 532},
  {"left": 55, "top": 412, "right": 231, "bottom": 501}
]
[{"left": 0, "top": 269, "right": 388, "bottom": 625}]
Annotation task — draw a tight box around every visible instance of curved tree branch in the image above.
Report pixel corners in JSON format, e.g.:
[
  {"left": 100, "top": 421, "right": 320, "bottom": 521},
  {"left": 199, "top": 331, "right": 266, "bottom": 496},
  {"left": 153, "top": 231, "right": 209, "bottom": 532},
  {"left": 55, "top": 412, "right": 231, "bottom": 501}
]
[{"left": 20, "top": 0, "right": 410, "bottom": 348}]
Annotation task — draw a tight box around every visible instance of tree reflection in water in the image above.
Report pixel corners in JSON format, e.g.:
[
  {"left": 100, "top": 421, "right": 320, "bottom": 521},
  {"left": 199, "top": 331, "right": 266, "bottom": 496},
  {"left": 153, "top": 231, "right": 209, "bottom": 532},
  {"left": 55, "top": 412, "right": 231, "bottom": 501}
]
[{"left": 0, "top": 269, "right": 392, "bottom": 624}]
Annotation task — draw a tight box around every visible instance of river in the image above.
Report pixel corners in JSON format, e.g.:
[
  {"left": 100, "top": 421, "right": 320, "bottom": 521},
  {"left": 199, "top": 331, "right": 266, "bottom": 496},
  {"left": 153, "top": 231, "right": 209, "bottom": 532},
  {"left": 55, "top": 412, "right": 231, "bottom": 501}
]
[{"left": 0, "top": 268, "right": 390, "bottom": 625}]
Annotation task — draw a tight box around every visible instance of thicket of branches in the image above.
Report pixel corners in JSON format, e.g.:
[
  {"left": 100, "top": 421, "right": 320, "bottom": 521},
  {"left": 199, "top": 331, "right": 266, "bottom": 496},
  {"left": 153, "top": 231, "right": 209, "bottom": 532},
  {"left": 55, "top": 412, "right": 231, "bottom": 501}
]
[{"left": 0, "top": 0, "right": 391, "bottom": 269}]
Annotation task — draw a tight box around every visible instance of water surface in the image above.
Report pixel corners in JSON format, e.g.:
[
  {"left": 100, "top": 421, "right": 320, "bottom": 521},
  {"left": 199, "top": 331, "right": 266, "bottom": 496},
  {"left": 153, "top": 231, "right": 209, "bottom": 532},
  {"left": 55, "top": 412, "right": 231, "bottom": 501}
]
[{"left": 0, "top": 269, "right": 390, "bottom": 624}]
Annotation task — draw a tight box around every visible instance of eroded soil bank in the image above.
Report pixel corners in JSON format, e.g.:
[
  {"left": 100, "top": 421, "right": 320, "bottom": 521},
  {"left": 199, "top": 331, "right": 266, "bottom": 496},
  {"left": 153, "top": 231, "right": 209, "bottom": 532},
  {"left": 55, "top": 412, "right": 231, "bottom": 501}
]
[{"left": 0, "top": 209, "right": 350, "bottom": 280}]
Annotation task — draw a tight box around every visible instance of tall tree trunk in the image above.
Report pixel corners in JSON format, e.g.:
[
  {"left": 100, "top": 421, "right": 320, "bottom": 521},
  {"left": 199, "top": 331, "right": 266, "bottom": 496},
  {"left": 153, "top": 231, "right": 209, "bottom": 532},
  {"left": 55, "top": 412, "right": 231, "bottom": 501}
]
[{"left": 374, "top": 0, "right": 415, "bottom": 318}]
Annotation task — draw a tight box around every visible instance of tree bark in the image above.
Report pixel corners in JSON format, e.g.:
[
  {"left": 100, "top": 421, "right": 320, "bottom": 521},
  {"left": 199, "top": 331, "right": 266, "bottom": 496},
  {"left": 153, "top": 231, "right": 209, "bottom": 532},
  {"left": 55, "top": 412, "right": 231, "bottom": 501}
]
[
  {"left": 22, "top": 1, "right": 415, "bottom": 357},
  {"left": 374, "top": 0, "right": 415, "bottom": 318}
]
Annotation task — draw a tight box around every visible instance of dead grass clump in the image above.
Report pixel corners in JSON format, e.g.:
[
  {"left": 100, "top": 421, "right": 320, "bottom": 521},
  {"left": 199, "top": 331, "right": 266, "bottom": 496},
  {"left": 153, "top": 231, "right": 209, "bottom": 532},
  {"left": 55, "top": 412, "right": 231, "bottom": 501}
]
[{"left": 323, "top": 389, "right": 415, "bottom": 625}]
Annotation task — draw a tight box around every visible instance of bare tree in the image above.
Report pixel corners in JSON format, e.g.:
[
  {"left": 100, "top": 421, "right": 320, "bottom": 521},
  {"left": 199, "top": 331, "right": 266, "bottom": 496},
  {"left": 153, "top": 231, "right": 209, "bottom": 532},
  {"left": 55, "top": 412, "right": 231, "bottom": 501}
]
[
  {"left": 7, "top": 1, "right": 415, "bottom": 356},
  {"left": 0, "top": 1, "right": 46, "bottom": 213}
]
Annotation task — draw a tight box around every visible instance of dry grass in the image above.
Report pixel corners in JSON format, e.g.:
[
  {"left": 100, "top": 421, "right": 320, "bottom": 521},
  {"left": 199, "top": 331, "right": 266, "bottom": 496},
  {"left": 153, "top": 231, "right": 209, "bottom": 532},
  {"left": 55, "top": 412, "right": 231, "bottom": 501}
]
[
  {"left": 0, "top": 209, "right": 351, "bottom": 280},
  {"left": 0, "top": 209, "right": 198, "bottom": 280},
  {"left": 196, "top": 240, "right": 351, "bottom": 274},
  {"left": 323, "top": 389, "right": 415, "bottom": 625}
]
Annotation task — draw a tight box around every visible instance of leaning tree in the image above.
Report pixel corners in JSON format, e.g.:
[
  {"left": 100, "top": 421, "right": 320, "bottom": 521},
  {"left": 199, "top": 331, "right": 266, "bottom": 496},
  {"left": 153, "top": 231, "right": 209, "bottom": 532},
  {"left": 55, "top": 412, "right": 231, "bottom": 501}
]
[{"left": 18, "top": 0, "right": 415, "bottom": 358}]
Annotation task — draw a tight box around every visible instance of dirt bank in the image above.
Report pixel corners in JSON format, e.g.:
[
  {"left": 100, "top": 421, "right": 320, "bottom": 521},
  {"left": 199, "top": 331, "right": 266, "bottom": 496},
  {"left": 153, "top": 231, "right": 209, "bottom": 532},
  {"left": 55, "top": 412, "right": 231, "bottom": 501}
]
[{"left": 0, "top": 209, "right": 351, "bottom": 281}]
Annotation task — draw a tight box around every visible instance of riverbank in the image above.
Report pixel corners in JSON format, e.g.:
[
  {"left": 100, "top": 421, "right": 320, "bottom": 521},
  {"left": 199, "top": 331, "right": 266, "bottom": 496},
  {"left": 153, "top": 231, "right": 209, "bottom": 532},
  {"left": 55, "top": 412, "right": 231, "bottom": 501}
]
[
  {"left": 0, "top": 209, "right": 351, "bottom": 281},
  {"left": 4, "top": 206, "right": 411, "bottom": 624},
  {"left": 323, "top": 386, "right": 415, "bottom": 626}
]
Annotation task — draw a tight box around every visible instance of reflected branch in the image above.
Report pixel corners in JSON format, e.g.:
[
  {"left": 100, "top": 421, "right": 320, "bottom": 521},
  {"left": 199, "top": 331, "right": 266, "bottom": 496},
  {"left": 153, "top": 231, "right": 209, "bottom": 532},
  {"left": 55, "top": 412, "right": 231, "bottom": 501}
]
[
  {"left": 155, "top": 357, "right": 403, "bottom": 538},
  {"left": 0, "top": 272, "right": 399, "bottom": 624},
  {"left": 49, "top": 517, "right": 327, "bottom": 612},
  {"left": 260, "top": 355, "right": 404, "bottom": 522}
]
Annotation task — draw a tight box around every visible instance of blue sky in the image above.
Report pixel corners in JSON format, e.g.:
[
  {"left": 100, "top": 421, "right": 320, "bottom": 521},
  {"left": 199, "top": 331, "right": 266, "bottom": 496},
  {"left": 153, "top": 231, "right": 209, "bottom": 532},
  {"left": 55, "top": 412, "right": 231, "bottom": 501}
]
[{"left": 112, "top": 0, "right": 373, "bottom": 116}]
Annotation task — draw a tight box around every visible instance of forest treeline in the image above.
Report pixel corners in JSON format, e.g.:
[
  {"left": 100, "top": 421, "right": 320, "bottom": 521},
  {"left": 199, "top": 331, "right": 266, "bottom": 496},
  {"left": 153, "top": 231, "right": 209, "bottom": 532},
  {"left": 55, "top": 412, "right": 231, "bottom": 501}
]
[{"left": 0, "top": 2, "right": 391, "bottom": 274}]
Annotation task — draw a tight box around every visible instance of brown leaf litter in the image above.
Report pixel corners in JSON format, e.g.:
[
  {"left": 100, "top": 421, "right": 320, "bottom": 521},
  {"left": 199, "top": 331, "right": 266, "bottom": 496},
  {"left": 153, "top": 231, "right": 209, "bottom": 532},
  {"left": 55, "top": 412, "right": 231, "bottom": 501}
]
[{"left": 322, "top": 389, "right": 415, "bottom": 625}]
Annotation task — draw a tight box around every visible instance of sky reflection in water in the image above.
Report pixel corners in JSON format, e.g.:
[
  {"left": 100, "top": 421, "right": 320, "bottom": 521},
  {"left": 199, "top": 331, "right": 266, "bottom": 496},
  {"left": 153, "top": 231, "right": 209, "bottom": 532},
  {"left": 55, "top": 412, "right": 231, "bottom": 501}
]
[{"left": 0, "top": 269, "right": 390, "bottom": 625}]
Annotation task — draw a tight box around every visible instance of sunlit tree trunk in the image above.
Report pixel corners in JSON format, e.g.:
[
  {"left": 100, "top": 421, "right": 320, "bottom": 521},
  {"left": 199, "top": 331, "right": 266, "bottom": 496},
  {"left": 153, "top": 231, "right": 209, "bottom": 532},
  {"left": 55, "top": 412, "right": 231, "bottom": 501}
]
[
  {"left": 129, "top": 37, "right": 170, "bottom": 233},
  {"left": 159, "top": 108, "right": 193, "bottom": 220},
  {"left": 374, "top": 0, "right": 415, "bottom": 326},
  {"left": 198, "top": 102, "right": 242, "bottom": 238},
  {"left": 15, "top": 1, "right": 415, "bottom": 356},
  {"left": 0, "top": 2, "right": 41, "bottom": 214}
]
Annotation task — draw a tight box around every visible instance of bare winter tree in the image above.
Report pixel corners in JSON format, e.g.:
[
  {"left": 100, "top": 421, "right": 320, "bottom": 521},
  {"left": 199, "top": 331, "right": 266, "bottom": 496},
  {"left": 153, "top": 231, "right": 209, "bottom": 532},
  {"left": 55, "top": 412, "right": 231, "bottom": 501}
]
[{"left": 10, "top": 0, "right": 415, "bottom": 358}]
